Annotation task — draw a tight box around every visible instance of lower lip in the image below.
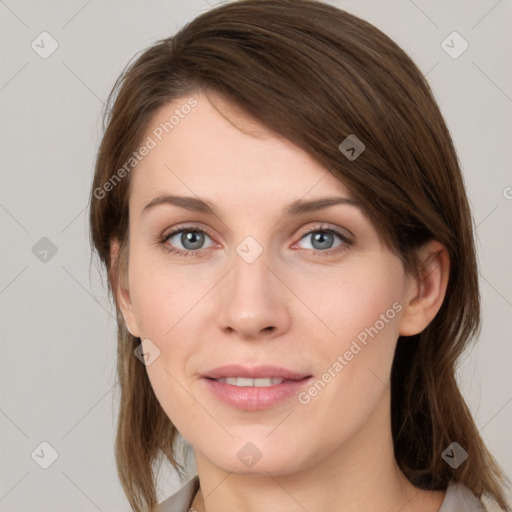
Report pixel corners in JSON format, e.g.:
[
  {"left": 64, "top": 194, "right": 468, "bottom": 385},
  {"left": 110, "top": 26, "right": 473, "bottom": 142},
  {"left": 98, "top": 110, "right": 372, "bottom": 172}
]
[{"left": 202, "top": 377, "right": 312, "bottom": 411}]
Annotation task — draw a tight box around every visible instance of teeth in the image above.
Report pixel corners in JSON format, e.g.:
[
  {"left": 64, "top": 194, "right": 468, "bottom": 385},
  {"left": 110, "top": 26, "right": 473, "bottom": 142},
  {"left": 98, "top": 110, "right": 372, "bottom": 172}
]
[{"left": 216, "top": 377, "right": 284, "bottom": 387}]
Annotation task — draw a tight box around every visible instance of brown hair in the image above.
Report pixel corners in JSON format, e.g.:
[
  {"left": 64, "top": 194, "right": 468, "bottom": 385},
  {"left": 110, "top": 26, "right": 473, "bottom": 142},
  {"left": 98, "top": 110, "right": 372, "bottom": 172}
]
[{"left": 89, "top": 1, "right": 511, "bottom": 511}]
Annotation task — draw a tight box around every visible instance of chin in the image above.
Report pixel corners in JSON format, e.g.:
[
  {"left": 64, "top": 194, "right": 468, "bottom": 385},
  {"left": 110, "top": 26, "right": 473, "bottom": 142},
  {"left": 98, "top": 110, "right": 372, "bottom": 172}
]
[{"left": 202, "top": 440, "right": 309, "bottom": 476}]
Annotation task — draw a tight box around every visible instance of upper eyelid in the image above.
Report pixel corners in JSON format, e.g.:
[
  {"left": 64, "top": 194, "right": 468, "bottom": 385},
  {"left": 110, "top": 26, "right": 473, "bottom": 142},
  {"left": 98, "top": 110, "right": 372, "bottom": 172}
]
[
  {"left": 296, "top": 223, "right": 353, "bottom": 239},
  {"left": 162, "top": 223, "right": 215, "bottom": 241}
]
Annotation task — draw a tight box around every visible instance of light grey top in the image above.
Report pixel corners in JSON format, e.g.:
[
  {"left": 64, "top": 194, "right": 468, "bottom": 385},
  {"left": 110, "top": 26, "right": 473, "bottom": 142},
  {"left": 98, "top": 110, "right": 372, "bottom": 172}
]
[{"left": 156, "top": 475, "right": 487, "bottom": 512}]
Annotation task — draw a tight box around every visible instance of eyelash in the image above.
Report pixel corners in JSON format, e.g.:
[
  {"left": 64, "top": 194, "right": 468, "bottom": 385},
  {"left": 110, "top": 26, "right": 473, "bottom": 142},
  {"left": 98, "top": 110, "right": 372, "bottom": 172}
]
[{"left": 159, "top": 224, "right": 353, "bottom": 258}]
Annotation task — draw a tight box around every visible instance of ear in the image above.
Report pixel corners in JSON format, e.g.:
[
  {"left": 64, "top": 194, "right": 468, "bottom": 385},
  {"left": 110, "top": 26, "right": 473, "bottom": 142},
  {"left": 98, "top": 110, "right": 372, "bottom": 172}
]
[
  {"left": 398, "top": 240, "right": 450, "bottom": 336},
  {"left": 110, "top": 239, "right": 141, "bottom": 338}
]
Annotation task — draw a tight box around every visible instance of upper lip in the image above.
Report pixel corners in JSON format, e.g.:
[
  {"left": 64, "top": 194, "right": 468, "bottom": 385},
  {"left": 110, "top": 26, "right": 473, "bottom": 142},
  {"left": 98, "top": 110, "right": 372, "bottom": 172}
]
[{"left": 202, "top": 365, "right": 311, "bottom": 380}]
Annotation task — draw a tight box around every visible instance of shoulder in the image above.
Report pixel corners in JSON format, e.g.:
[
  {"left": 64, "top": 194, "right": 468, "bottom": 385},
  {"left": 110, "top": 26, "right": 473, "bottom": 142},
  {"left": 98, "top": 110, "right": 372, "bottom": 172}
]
[
  {"left": 156, "top": 475, "right": 199, "bottom": 512},
  {"left": 439, "top": 480, "right": 487, "bottom": 512},
  {"left": 155, "top": 476, "right": 485, "bottom": 512}
]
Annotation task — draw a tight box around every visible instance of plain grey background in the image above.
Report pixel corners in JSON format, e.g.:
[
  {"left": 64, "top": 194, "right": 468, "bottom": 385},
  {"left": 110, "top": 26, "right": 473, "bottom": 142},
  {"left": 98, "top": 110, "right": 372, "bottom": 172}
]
[{"left": 1, "top": 0, "right": 511, "bottom": 510}]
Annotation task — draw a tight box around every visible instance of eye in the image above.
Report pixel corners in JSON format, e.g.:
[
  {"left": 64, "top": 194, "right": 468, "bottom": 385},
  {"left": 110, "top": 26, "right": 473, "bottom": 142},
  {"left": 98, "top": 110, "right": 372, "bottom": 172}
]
[
  {"left": 161, "top": 226, "right": 215, "bottom": 256},
  {"left": 293, "top": 225, "right": 353, "bottom": 256}
]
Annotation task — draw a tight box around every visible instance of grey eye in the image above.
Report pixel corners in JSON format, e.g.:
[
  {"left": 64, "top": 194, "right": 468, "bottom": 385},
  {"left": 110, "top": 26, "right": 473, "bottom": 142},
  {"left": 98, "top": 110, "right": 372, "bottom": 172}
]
[
  {"left": 298, "top": 230, "right": 343, "bottom": 251},
  {"left": 167, "top": 229, "right": 213, "bottom": 251}
]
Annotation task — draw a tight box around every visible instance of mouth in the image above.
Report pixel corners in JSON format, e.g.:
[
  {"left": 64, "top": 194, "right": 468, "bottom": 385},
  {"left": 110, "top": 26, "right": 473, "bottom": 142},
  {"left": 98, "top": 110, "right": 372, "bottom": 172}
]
[
  {"left": 202, "top": 364, "right": 311, "bottom": 381},
  {"left": 201, "top": 365, "right": 313, "bottom": 410},
  {"left": 210, "top": 376, "right": 289, "bottom": 387}
]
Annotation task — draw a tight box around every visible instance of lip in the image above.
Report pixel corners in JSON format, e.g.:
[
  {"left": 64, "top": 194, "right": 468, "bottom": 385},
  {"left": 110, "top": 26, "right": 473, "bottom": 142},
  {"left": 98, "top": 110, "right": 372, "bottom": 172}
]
[{"left": 201, "top": 365, "right": 312, "bottom": 411}]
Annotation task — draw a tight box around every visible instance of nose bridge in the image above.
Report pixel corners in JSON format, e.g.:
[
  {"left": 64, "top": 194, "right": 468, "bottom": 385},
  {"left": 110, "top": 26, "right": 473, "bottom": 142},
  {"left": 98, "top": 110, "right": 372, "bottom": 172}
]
[
  {"left": 216, "top": 235, "right": 290, "bottom": 338},
  {"left": 232, "top": 237, "right": 271, "bottom": 296}
]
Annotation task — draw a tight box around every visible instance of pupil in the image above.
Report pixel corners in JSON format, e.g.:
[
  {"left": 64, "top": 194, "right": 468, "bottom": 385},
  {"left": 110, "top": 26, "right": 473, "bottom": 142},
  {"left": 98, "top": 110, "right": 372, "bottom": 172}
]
[{"left": 313, "top": 231, "right": 332, "bottom": 250}]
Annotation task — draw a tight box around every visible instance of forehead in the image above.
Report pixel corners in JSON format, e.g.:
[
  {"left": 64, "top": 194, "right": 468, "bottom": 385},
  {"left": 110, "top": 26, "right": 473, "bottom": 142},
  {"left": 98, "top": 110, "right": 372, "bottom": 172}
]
[{"left": 130, "top": 92, "right": 353, "bottom": 211}]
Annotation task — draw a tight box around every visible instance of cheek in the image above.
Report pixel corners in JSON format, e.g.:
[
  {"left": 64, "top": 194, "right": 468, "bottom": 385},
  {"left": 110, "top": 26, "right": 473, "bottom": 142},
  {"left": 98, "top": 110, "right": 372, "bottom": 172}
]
[
  {"left": 294, "top": 265, "right": 405, "bottom": 415},
  {"left": 298, "top": 260, "right": 405, "bottom": 352},
  {"left": 128, "top": 251, "right": 208, "bottom": 340},
  {"left": 339, "top": 286, "right": 402, "bottom": 355},
  {"left": 126, "top": 252, "right": 213, "bottom": 419},
  {"left": 341, "top": 270, "right": 404, "bottom": 372}
]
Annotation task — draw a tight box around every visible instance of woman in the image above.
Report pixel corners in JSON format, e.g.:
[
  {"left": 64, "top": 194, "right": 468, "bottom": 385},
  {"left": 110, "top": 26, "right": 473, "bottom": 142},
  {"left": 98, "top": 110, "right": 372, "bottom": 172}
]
[{"left": 89, "top": 1, "right": 511, "bottom": 511}]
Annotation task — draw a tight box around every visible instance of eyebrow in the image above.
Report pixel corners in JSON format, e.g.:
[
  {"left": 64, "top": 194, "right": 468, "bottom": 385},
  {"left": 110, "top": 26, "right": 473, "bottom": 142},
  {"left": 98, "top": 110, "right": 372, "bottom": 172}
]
[{"left": 142, "top": 194, "right": 360, "bottom": 217}]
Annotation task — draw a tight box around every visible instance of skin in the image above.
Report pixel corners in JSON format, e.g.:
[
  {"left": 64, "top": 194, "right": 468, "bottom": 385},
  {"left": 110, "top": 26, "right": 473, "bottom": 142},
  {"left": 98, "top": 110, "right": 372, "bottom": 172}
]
[{"left": 114, "top": 91, "right": 450, "bottom": 512}]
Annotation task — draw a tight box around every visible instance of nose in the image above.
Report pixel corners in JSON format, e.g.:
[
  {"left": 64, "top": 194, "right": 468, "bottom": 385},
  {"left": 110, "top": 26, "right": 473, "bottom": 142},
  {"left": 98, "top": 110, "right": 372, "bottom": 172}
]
[{"left": 216, "top": 244, "right": 291, "bottom": 340}]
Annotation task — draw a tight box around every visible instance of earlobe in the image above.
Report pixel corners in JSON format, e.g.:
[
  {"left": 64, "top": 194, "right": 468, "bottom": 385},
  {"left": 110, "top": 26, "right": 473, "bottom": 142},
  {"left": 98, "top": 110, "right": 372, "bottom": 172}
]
[
  {"left": 398, "top": 240, "right": 450, "bottom": 337},
  {"left": 110, "top": 239, "right": 141, "bottom": 338}
]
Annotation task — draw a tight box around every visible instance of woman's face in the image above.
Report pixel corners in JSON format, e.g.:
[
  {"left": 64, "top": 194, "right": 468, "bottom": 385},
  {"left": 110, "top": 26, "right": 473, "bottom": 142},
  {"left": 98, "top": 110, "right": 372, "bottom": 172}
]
[{"left": 118, "top": 92, "right": 416, "bottom": 476}]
